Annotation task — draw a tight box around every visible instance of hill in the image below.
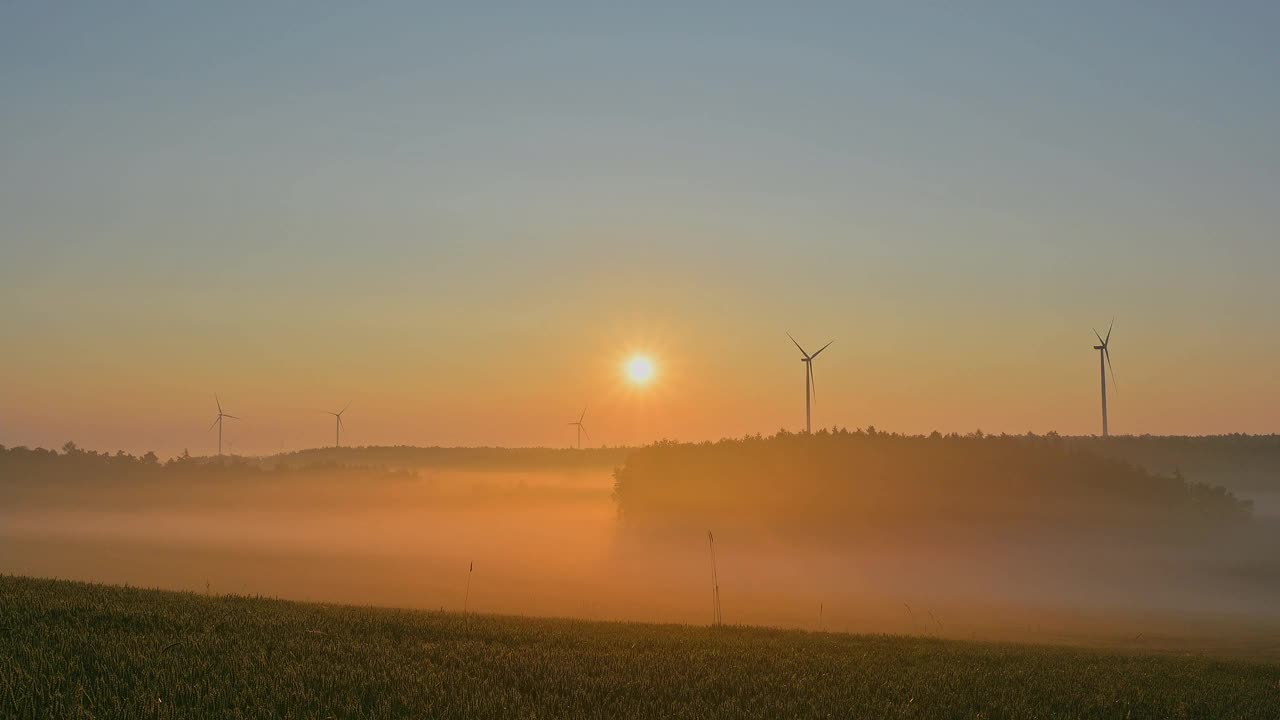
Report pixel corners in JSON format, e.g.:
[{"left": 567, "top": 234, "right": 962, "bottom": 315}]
[
  {"left": 1, "top": 575, "right": 1276, "bottom": 719},
  {"left": 613, "top": 430, "right": 1252, "bottom": 542},
  {"left": 0, "top": 443, "right": 623, "bottom": 510},
  {"left": 271, "top": 444, "right": 630, "bottom": 471},
  {"left": 1068, "top": 434, "right": 1280, "bottom": 492}
]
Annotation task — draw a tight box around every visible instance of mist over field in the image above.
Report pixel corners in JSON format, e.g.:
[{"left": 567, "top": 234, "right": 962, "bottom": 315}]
[{"left": 4, "top": 436, "right": 1279, "bottom": 658}]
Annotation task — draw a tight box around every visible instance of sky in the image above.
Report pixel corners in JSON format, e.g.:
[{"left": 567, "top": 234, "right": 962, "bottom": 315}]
[{"left": 2, "top": 2, "right": 1279, "bottom": 456}]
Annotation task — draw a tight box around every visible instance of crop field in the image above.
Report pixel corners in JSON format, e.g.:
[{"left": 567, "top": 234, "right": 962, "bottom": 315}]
[{"left": 2, "top": 576, "right": 1278, "bottom": 719}]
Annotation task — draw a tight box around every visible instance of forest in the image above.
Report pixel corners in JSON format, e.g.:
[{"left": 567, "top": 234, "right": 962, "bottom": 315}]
[
  {"left": 612, "top": 429, "right": 1254, "bottom": 542},
  {"left": 0, "top": 442, "right": 410, "bottom": 482},
  {"left": 1067, "top": 434, "right": 1280, "bottom": 491},
  {"left": 0, "top": 443, "right": 420, "bottom": 510},
  {"left": 272, "top": 445, "right": 628, "bottom": 471},
  {"left": 2, "top": 436, "right": 1267, "bottom": 531},
  {"left": 0, "top": 443, "right": 624, "bottom": 486}
]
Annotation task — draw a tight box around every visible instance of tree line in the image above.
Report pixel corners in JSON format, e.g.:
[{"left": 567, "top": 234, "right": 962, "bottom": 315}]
[
  {"left": 0, "top": 442, "right": 415, "bottom": 487},
  {"left": 612, "top": 429, "right": 1254, "bottom": 542},
  {"left": 274, "top": 445, "right": 629, "bottom": 471},
  {"left": 1066, "top": 434, "right": 1280, "bottom": 491},
  {"left": 0, "top": 442, "right": 629, "bottom": 484}
]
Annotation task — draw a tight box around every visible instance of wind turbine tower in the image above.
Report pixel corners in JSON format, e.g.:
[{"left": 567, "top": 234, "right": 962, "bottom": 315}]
[
  {"left": 787, "top": 333, "right": 833, "bottom": 434},
  {"left": 209, "top": 394, "right": 240, "bottom": 456},
  {"left": 326, "top": 403, "right": 350, "bottom": 448},
  {"left": 1092, "top": 320, "right": 1117, "bottom": 437},
  {"left": 568, "top": 406, "right": 590, "bottom": 449}
]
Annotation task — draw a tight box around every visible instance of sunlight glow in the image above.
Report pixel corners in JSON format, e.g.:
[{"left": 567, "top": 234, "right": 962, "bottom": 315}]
[{"left": 626, "top": 355, "right": 655, "bottom": 385}]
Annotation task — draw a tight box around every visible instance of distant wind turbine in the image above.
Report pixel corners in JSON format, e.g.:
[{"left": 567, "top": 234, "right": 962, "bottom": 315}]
[
  {"left": 1092, "top": 319, "right": 1118, "bottom": 437},
  {"left": 325, "top": 402, "right": 350, "bottom": 448},
  {"left": 568, "top": 406, "right": 590, "bottom": 449},
  {"left": 787, "top": 333, "right": 833, "bottom": 434},
  {"left": 209, "top": 394, "right": 239, "bottom": 456}
]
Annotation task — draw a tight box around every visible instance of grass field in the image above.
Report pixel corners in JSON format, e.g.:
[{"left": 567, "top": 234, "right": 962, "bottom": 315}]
[{"left": 2, "top": 576, "right": 1277, "bottom": 719}]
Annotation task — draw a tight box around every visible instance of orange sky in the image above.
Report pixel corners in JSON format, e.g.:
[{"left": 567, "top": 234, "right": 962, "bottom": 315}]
[
  {"left": 4, "top": 277, "right": 1278, "bottom": 456},
  {"left": 3, "top": 5, "right": 1279, "bottom": 455}
]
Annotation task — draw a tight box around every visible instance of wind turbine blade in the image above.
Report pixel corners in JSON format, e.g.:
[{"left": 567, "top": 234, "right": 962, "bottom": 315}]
[
  {"left": 579, "top": 405, "right": 588, "bottom": 423},
  {"left": 339, "top": 401, "right": 351, "bottom": 416},
  {"left": 223, "top": 414, "right": 240, "bottom": 421},
  {"left": 580, "top": 425, "right": 591, "bottom": 441},
  {"left": 786, "top": 332, "right": 809, "bottom": 358},
  {"left": 809, "top": 340, "right": 833, "bottom": 359},
  {"left": 809, "top": 363, "right": 817, "bottom": 404},
  {"left": 1093, "top": 329, "right": 1105, "bottom": 346},
  {"left": 216, "top": 394, "right": 222, "bottom": 413},
  {"left": 209, "top": 417, "right": 221, "bottom": 431},
  {"left": 1105, "top": 317, "right": 1114, "bottom": 345},
  {"left": 1105, "top": 347, "right": 1118, "bottom": 394}
]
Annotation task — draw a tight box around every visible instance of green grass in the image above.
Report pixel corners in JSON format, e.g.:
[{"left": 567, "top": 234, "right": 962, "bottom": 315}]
[{"left": 1, "top": 576, "right": 1277, "bottom": 719}]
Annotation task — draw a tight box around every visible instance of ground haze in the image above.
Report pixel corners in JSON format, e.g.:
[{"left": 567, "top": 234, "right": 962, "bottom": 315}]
[{"left": 3, "top": 439, "right": 1279, "bottom": 658}]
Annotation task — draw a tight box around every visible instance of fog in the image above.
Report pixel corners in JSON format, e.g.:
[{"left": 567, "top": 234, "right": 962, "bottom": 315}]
[{"left": 3, "top": 466, "right": 1279, "bottom": 658}]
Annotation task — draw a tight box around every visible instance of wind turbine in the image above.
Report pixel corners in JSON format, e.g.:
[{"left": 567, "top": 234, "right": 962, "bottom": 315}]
[
  {"left": 787, "top": 333, "right": 833, "bottom": 434},
  {"left": 326, "top": 402, "right": 350, "bottom": 448},
  {"left": 209, "top": 394, "right": 239, "bottom": 456},
  {"left": 1092, "top": 319, "right": 1118, "bottom": 437},
  {"left": 568, "top": 406, "right": 590, "bottom": 449}
]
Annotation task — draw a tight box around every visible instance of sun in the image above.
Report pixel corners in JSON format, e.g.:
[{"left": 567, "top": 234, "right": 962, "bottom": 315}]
[{"left": 626, "top": 355, "right": 655, "bottom": 385}]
